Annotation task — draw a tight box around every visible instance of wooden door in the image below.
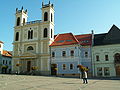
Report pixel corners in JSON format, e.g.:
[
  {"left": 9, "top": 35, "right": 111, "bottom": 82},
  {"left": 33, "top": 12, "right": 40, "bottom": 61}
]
[
  {"left": 27, "top": 61, "right": 31, "bottom": 72},
  {"left": 51, "top": 64, "right": 57, "bottom": 75},
  {"left": 116, "top": 66, "right": 120, "bottom": 76}
]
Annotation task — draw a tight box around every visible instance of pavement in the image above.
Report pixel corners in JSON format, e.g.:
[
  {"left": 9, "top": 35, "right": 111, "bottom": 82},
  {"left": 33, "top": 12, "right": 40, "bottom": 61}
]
[{"left": 0, "top": 74, "right": 120, "bottom": 90}]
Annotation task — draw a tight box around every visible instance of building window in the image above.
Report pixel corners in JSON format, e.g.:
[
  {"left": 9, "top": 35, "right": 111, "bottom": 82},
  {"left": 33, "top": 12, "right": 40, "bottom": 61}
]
[
  {"left": 28, "top": 30, "right": 33, "bottom": 39},
  {"left": 6, "top": 61, "right": 7, "bottom": 64},
  {"left": 105, "top": 55, "right": 109, "bottom": 61},
  {"left": 70, "top": 64, "right": 73, "bottom": 70},
  {"left": 97, "top": 67, "right": 102, "bottom": 76},
  {"left": 17, "top": 17, "right": 20, "bottom": 26},
  {"left": 70, "top": 50, "right": 74, "bottom": 56},
  {"left": 52, "top": 52, "right": 55, "bottom": 57},
  {"left": 62, "top": 51, "right": 66, "bottom": 57},
  {"left": 27, "top": 46, "right": 34, "bottom": 51},
  {"left": 85, "top": 52, "right": 88, "bottom": 58},
  {"left": 51, "top": 29, "right": 53, "bottom": 38},
  {"left": 44, "top": 12, "right": 48, "bottom": 21},
  {"left": 15, "top": 32, "right": 19, "bottom": 41},
  {"left": 63, "top": 64, "right": 66, "bottom": 70},
  {"left": 3, "top": 60, "right": 5, "bottom": 64},
  {"left": 96, "top": 55, "right": 99, "bottom": 61},
  {"left": 43, "top": 28, "right": 47, "bottom": 38},
  {"left": 114, "top": 53, "right": 120, "bottom": 63},
  {"left": 51, "top": 13, "right": 53, "bottom": 22},
  {"left": 31, "top": 30, "right": 33, "bottom": 39},
  {"left": 104, "top": 67, "right": 110, "bottom": 76},
  {"left": 9, "top": 61, "right": 11, "bottom": 65}
]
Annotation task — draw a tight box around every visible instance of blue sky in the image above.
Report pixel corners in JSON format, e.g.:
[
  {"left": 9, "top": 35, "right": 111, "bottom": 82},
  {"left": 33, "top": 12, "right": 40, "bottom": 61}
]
[{"left": 1, "top": 0, "right": 120, "bottom": 51}]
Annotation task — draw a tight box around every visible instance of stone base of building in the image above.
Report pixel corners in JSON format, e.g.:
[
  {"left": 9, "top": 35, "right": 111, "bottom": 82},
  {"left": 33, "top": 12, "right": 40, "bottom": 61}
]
[
  {"left": 57, "top": 74, "right": 80, "bottom": 77},
  {"left": 12, "top": 70, "right": 51, "bottom": 76}
]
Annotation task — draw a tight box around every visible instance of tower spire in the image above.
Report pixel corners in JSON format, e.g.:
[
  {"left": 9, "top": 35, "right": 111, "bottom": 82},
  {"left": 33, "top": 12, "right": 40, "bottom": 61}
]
[{"left": 49, "top": 0, "right": 50, "bottom": 4}]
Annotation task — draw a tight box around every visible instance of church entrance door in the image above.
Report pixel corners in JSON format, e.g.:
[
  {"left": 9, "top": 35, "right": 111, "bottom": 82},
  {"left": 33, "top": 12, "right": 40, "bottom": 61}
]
[{"left": 27, "top": 61, "right": 31, "bottom": 72}]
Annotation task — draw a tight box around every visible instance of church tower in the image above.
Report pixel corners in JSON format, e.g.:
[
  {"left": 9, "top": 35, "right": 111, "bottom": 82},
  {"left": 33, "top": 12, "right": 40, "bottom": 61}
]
[
  {"left": 41, "top": 1, "right": 54, "bottom": 43},
  {"left": 12, "top": 2, "right": 54, "bottom": 75},
  {"left": 15, "top": 7, "right": 28, "bottom": 26}
]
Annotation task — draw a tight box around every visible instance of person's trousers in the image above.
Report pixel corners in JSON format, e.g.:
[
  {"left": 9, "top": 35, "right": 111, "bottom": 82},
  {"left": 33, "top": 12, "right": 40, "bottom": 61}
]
[{"left": 83, "top": 78, "right": 88, "bottom": 84}]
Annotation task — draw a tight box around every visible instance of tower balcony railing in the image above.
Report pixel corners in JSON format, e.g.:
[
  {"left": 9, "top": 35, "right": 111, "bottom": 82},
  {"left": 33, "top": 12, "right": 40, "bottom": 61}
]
[{"left": 26, "top": 20, "right": 42, "bottom": 25}]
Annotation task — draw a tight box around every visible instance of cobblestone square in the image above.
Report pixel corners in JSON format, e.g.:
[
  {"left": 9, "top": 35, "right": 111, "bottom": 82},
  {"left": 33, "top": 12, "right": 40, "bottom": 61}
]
[{"left": 0, "top": 74, "right": 120, "bottom": 90}]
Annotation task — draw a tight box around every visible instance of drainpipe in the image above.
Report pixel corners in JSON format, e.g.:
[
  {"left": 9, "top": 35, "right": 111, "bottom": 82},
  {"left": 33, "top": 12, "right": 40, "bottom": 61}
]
[{"left": 49, "top": 46, "right": 52, "bottom": 75}]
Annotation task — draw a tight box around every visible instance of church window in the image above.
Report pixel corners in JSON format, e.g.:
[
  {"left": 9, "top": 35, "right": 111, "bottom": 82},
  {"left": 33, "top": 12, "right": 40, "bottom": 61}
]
[
  {"left": 44, "top": 12, "right": 48, "bottom": 21},
  {"left": 15, "top": 32, "right": 19, "bottom": 41},
  {"left": 17, "top": 17, "right": 20, "bottom": 26},
  {"left": 51, "top": 29, "right": 52, "bottom": 38},
  {"left": 31, "top": 30, "right": 33, "bottom": 39},
  {"left": 28, "top": 31, "right": 30, "bottom": 39},
  {"left": 27, "top": 46, "right": 34, "bottom": 51},
  {"left": 23, "top": 18, "right": 25, "bottom": 25},
  {"left": 44, "top": 28, "right": 47, "bottom": 38},
  {"left": 51, "top": 13, "right": 53, "bottom": 22},
  {"left": 28, "top": 30, "right": 33, "bottom": 39}
]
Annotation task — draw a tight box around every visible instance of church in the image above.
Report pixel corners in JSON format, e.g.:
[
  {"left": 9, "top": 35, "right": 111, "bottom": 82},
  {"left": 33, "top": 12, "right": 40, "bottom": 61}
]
[{"left": 12, "top": 2, "right": 54, "bottom": 75}]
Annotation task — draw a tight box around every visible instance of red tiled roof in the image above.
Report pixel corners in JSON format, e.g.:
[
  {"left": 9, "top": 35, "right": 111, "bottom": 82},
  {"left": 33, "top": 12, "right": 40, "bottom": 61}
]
[
  {"left": 2, "top": 50, "right": 12, "bottom": 57},
  {"left": 50, "top": 33, "right": 79, "bottom": 46},
  {"left": 75, "top": 34, "right": 92, "bottom": 46},
  {"left": 51, "top": 33, "right": 92, "bottom": 46}
]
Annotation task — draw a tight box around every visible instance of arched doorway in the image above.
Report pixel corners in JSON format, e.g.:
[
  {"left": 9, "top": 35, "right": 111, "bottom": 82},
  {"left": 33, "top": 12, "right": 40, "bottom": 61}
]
[
  {"left": 114, "top": 53, "right": 120, "bottom": 76},
  {"left": 51, "top": 64, "right": 57, "bottom": 75}
]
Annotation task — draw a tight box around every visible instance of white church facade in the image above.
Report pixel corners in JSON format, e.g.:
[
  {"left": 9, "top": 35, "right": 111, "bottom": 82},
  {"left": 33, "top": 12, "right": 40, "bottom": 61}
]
[{"left": 12, "top": 2, "right": 54, "bottom": 75}]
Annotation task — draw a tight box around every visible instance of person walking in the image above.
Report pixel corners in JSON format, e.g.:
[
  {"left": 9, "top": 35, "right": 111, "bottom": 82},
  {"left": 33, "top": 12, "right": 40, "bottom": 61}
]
[{"left": 82, "top": 71, "right": 88, "bottom": 84}]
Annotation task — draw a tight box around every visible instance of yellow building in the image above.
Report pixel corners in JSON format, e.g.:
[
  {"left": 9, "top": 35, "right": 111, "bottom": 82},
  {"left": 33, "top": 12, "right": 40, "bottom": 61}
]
[{"left": 12, "top": 2, "right": 54, "bottom": 75}]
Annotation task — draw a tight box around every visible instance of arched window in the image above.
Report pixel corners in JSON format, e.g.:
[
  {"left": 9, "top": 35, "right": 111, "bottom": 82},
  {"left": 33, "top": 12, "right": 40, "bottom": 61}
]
[
  {"left": 51, "top": 13, "right": 53, "bottom": 22},
  {"left": 28, "top": 30, "right": 33, "bottom": 39},
  {"left": 15, "top": 32, "right": 19, "bottom": 41},
  {"left": 28, "top": 31, "right": 30, "bottom": 39},
  {"left": 51, "top": 29, "right": 52, "bottom": 38},
  {"left": 114, "top": 53, "right": 120, "bottom": 63},
  {"left": 52, "top": 52, "right": 55, "bottom": 57},
  {"left": 44, "top": 28, "right": 47, "bottom": 38},
  {"left": 27, "top": 46, "right": 34, "bottom": 51},
  {"left": 17, "top": 17, "right": 20, "bottom": 26},
  {"left": 23, "top": 18, "right": 25, "bottom": 25},
  {"left": 31, "top": 30, "right": 33, "bottom": 39},
  {"left": 44, "top": 12, "right": 48, "bottom": 21}
]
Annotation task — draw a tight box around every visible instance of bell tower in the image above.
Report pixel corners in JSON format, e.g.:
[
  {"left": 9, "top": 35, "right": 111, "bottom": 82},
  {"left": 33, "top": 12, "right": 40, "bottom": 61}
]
[
  {"left": 41, "top": 1, "right": 54, "bottom": 43},
  {"left": 15, "top": 6, "right": 28, "bottom": 26}
]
